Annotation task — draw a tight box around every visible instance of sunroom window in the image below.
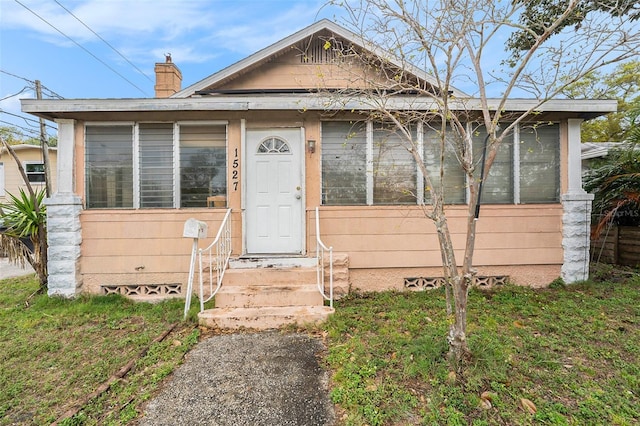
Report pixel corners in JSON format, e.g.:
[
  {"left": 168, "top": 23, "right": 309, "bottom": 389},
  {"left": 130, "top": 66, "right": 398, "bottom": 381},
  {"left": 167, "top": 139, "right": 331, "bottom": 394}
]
[
  {"left": 321, "top": 121, "right": 367, "bottom": 205},
  {"left": 179, "top": 125, "right": 227, "bottom": 207},
  {"left": 85, "top": 122, "right": 227, "bottom": 209},
  {"left": 519, "top": 124, "right": 560, "bottom": 203},
  {"left": 372, "top": 124, "right": 416, "bottom": 204},
  {"left": 85, "top": 125, "right": 134, "bottom": 209},
  {"left": 423, "top": 126, "right": 466, "bottom": 204},
  {"left": 472, "top": 127, "right": 514, "bottom": 204},
  {"left": 139, "top": 123, "right": 174, "bottom": 208},
  {"left": 321, "top": 120, "right": 560, "bottom": 206}
]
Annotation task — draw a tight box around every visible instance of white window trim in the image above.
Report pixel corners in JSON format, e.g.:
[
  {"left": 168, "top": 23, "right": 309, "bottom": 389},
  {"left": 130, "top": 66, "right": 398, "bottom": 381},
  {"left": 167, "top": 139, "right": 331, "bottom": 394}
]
[
  {"left": 416, "top": 124, "right": 425, "bottom": 205},
  {"left": 173, "top": 123, "right": 180, "bottom": 208},
  {"left": 365, "top": 121, "right": 374, "bottom": 205},
  {"left": 23, "top": 161, "right": 45, "bottom": 184},
  {"left": 132, "top": 124, "right": 140, "bottom": 209},
  {"left": 513, "top": 124, "right": 521, "bottom": 205},
  {"left": 321, "top": 120, "right": 561, "bottom": 207}
]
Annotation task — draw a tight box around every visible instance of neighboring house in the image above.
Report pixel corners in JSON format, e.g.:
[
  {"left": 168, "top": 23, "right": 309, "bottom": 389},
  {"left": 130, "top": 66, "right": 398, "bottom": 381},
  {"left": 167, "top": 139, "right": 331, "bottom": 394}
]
[
  {"left": 581, "top": 142, "right": 625, "bottom": 173},
  {"left": 22, "top": 20, "right": 614, "bottom": 308},
  {"left": 0, "top": 144, "right": 57, "bottom": 203}
]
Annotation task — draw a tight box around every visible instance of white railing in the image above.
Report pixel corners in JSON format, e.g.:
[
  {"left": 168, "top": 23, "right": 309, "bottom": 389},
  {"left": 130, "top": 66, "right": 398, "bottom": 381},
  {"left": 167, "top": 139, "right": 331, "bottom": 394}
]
[
  {"left": 315, "top": 207, "right": 333, "bottom": 308},
  {"left": 183, "top": 209, "right": 232, "bottom": 319}
]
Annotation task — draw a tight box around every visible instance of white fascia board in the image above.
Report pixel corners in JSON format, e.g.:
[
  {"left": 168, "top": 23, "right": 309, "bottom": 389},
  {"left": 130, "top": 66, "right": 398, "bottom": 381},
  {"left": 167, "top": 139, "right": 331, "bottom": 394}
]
[{"left": 21, "top": 96, "right": 617, "bottom": 116}]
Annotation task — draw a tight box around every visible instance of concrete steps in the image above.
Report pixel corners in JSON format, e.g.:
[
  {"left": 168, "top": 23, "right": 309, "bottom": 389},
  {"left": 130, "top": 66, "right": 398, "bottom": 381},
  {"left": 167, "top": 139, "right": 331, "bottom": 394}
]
[
  {"left": 197, "top": 259, "right": 334, "bottom": 330},
  {"left": 199, "top": 305, "right": 334, "bottom": 330}
]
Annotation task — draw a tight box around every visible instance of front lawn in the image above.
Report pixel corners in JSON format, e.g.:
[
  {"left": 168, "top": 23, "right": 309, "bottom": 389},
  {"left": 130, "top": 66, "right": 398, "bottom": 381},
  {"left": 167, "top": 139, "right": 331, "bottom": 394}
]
[
  {"left": 324, "top": 268, "right": 640, "bottom": 425},
  {"left": 1, "top": 266, "right": 638, "bottom": 425},
  {"left": 0, "top": 275, "right": 198, "bottom": 425}
]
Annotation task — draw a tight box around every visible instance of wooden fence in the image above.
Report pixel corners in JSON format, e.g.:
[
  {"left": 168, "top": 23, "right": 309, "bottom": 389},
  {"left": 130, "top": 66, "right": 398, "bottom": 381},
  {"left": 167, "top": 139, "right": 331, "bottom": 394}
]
[{"left": 591, "top": 226, "right": 640, "bottom": 267}]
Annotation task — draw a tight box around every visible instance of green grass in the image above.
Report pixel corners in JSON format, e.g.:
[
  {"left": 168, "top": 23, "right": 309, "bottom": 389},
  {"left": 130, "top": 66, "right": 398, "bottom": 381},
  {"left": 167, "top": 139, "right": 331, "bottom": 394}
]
[
  {"left": 2, "top": 266, "right": 638, "bottom": 425},
  {"left": 0, "top": 275, "right": 199, "bottom": 425},
  {"left": 323, "top": 269, "right": 640, "bottom": 425}
]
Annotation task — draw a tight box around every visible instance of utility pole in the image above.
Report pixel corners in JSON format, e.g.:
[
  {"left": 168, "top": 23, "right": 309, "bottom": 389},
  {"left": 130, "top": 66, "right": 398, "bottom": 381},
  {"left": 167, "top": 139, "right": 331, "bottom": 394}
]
[{"left": 35, "top": 80, "right": 52, "bottom": 197}]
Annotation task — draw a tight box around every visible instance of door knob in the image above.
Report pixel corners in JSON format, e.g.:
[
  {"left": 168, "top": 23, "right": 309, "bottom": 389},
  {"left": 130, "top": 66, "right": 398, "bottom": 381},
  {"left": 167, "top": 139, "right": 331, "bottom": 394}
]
[{"left": 295, "top": 194, "right": 301, "bottom": 199}]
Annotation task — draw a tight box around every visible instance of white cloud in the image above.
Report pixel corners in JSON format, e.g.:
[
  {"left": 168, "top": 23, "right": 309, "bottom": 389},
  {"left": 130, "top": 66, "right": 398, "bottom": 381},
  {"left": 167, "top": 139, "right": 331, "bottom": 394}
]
[
  {"left": 5, "top": 0, "right": 333, "bottom": 59},
  {"left": 0, "top": 90, "right": 34, "bottom": 114}
]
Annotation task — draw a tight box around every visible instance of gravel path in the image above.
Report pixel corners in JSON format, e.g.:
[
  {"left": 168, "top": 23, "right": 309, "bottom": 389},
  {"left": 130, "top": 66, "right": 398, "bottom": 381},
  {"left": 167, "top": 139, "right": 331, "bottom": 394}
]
[{"left": 139, "top": 332, "right": 335, "bottom": 426}]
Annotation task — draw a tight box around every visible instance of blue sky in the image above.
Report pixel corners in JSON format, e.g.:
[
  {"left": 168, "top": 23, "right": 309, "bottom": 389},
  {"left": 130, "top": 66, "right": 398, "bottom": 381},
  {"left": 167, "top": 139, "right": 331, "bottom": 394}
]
[
  {"left": 0, "top": 0, "right": 339, "bottom": 138},
  {"left": 1, "top": 1, "right": 636, "bottom": 140}
]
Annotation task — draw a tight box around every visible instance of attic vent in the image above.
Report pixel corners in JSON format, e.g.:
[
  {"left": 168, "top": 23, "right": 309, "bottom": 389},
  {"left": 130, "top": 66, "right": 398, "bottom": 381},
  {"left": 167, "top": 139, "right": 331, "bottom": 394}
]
[{"left": 298, "top": 37, "right": 346, "bottom": 64}]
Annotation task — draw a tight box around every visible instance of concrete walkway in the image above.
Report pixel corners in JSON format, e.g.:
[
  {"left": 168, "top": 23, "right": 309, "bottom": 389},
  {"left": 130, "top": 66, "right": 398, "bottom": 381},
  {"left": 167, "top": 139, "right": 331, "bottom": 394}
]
[
  {"left": 0, "top": 257, "right": 35, "bottom": 280},
  {"left": 139, "top": 332, "right": 335, "bottom": 426}
]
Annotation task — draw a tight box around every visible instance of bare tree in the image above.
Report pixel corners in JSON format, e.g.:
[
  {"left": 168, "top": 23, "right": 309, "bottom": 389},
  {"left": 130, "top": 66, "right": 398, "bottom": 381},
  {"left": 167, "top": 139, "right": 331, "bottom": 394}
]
[{"left": 321, "top": 0, "right": 639, "bottom": 366}]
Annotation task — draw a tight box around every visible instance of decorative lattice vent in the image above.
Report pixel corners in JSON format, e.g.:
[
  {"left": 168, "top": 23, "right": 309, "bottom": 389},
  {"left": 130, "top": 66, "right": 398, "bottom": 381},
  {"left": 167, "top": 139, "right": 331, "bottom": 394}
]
[
  {"left": 404, "top": 276, "right": 509, "bottom": 291},
  {"left": 101, "top": 284, "right": 182, "bottom": 297},
  {"left": 298, "top": 37, "right": 350, "bottom": 64}
]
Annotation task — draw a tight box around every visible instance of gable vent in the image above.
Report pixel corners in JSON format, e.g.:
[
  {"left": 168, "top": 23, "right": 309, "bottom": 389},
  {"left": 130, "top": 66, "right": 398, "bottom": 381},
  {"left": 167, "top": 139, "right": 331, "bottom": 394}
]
[{"left": 298, "top": 37, "right": 347, "bottom": 64}]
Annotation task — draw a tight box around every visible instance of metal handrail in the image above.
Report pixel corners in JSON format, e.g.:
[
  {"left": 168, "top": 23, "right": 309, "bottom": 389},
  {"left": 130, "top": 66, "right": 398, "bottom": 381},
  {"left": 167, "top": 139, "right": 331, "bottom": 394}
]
[
  {"left": 183, "top": 209, "right": 232, "bottom": 319},
  {"left": 315, "top": 207, "right": 333, "bottom": 308}
]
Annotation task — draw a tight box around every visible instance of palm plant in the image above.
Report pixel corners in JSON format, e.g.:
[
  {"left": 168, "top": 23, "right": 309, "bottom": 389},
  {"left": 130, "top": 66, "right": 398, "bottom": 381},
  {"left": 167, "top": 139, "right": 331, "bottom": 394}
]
[
  {"left": 584, "top": 104, "right": 640, "bottom": 239},
  {"left": 0, "top": 188, "right": 48, "bottom": 290}
]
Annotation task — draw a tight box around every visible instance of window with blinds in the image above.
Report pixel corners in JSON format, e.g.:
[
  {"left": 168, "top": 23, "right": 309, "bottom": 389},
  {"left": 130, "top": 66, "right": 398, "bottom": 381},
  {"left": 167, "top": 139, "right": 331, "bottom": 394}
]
[
  {"left": 85, "top": 122, "right": 227, "bottom": 209},
  {"left": 179, "top": 125, "right": 227, "bottom": 207},
  {"left": 473, "top": 128, "right": 514, "bottom": 204},
  {"left": 520, "top": 124, "right": 560, "bottom": 203},
  {"left": 423, "top": 127, "right": 466, "bottom": 204},
  {"left": 321, "top": 121, "right": 367, "bottom": 205},
  {"left": 139, "top": 123, "right": 174, "bottom": 208},
  {"left": 321, "top": 121, "right": 560, "bottom": 206},
  {"left": 85, "top": 125, "right": 134, "bottom": 208},
  {"left": 372, "top": 124, "right": 416, "bottom": 204}
]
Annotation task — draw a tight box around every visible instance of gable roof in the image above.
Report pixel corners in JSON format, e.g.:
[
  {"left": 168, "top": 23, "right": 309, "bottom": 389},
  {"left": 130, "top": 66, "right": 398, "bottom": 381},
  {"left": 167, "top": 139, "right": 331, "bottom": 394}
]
[
  {"left": 173, "top": 19, "right": 467, "bottom": 98},
  {"left": 0, "top": 144, "right": 57, "bottom": 155}
]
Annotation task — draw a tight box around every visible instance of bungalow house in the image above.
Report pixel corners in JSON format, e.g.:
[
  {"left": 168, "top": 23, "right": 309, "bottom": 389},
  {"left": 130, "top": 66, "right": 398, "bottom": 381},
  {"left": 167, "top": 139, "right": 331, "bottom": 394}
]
[
  {"left": 0, "top": 144, "right": 57, "bottom": 203},
  {"left": 21, "top": 20, "right": 614, "bottom": 328}
]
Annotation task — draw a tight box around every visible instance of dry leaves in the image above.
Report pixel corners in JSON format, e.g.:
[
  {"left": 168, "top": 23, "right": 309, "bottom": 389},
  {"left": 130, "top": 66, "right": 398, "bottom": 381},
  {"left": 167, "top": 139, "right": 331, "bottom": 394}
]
[
  {"left": 520, "top": 397, "right": 537, "bottom": 414},
  {"left": 479, "top": 391, "right": 494, "bottom": 409}
]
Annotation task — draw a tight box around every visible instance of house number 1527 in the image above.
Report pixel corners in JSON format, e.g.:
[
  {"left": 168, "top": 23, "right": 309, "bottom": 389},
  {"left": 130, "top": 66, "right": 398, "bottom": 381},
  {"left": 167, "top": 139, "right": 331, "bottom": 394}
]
[{"left": 232, "top": 148, "right": 239, "bottom": 191}]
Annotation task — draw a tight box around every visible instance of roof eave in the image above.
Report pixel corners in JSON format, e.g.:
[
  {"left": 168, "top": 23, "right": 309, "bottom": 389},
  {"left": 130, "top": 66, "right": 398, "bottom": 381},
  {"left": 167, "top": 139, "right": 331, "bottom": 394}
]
[{"left": 21, "top": 97, "right": 617, "bottom": 121}]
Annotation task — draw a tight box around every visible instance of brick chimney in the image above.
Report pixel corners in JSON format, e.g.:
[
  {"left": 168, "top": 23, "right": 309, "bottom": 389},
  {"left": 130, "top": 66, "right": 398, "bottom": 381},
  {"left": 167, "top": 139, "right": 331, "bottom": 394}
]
[{"left": 154, "top": 54, "right": 182, "bottom": 98}]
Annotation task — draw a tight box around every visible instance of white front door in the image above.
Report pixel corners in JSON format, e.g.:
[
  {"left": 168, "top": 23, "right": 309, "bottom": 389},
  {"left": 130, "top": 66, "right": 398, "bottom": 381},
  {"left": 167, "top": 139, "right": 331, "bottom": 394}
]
[{"left": 246, "top": 128, "right": 304, "bottom": 254}]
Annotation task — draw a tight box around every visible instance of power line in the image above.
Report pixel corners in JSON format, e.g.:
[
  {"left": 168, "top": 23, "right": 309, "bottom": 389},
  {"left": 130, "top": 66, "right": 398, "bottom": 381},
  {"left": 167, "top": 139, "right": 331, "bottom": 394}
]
[
  {"left": 14, "top": 0, "right": 150, "bottom": 97},
  {"left": 0, "top": 86, "right": 31, "bottom": 102},
  {"left": 0, "top": 69, "right": 33, "bottom": 84},
  {"left": 40, "top": 86, "right": 64, "bottom": 100},
  {"left": 0, "top": 120, "right": 41, "bottom": 136},
  {"left": 0, "top": 69, "right": 65, "bottom": 99},
  {"left": 54, "top": 0, "right": 154, "bottom": 83},
  {"left": 0, "top": 110, "right": 57, "bottom": 131}
]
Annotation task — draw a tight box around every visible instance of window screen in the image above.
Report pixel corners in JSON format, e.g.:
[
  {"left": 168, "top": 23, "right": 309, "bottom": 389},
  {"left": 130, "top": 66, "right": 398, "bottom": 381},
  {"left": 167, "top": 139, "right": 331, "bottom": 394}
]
[
  {"left": 372, "top": 124, "right": 416, "bottom": 204},
  {"left": 179, "top": 125, "right": 227, "bottom": 208},
  {"left": 321, "top": 121, "right": 367, "bottom": 205},
  {"left": 85, "top": 125, "right": 134, "bottom": 208},
  {"left": 139, "top": 123, "right": 174, "bottom": 208},
  {"left": 473, "top": 128, "right": 514, "bottom": 204},
  {"left": 424, "top": 126, "right": 466, "bottom": 204},
  {"left": 519, "top": 123, "right": 560, "bottom": 203}
]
